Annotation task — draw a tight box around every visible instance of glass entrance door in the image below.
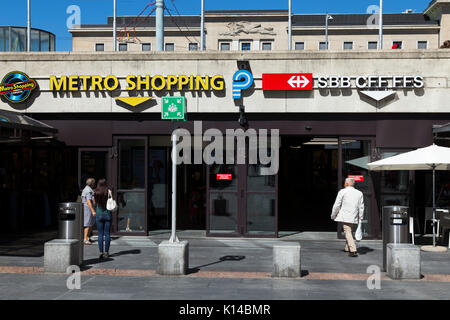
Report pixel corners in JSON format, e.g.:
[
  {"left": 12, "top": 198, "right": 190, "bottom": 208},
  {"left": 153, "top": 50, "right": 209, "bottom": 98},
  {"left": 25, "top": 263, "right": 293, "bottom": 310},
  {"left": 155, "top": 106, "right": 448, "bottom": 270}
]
[
  {"left": 113, "top": 137, "right": 148, "bottom": 235},
  {"left": 78, "top": 148, "right": 110, "bottom": 191}
]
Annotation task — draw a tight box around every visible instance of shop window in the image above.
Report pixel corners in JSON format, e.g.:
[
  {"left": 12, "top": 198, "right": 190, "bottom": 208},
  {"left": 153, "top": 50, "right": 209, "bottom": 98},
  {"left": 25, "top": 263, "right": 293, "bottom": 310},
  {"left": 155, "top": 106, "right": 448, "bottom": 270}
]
[
  {"left": 95, "top": 43, "right": 104, "bottom": 51},
  {"left": 119, "top": 43, "right": 127, "bottom": 51},
  {"left": 417, "top": 41, "right": 427, "bottom": 49},
  {"left": 220, "top": 42, "right": 231, "bottom": 51},
  {"left": 368, "top": 41, "right": 378, "bottom": 50},
  {"left": 165, "top": 43, "right": 175, "bottom": 51},
  {"left": 189, "top": 43, "right": 199, "bottom": 51},
  {"left": 295, "top": 42, "right": 305, "bottom": 50},
  {"left": 343, "top": 42, "right": 353, "bottom": 50},
  {"left": 142, "top": 43, "right": 151, "bottom": 51}
]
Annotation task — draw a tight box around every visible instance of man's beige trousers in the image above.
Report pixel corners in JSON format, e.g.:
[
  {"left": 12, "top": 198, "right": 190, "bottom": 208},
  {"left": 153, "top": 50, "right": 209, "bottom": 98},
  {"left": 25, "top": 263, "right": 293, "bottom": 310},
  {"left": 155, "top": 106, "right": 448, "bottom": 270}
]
[{"left": 343, "top": 223, "right": 357, "bottom": 253}]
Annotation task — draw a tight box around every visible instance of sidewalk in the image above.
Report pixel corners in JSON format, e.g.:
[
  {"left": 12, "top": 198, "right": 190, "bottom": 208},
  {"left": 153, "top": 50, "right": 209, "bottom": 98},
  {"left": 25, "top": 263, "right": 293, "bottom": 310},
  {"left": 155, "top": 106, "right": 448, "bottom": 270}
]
[{"left": 0, "top": 230, "right": 449, "bottom": 300}]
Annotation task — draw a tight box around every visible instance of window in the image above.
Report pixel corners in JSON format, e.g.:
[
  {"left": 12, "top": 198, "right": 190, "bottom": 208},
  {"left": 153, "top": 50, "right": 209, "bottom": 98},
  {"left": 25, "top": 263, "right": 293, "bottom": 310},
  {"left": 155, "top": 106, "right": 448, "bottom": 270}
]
[
  {"left": 343, "top": 42, "right": 353, "bottom": 50},
  {"left": 392, "top": 41, "right": 402, "bottom": 49},
  {"left": 220, "top": 42, "right": 231, "bottom": 51},
  {"left": 418, "top": 41, "right": 427, "bottom": 49},
  {"left": 241, "top": 42, "right": 251, "bottom": 51},
  {"left": 319, "top": 42, "right": 327, "bottom": 50},
  {"left": 142, "top": 43, "right": 151, "bottom": 51},
  {"left": 368, "top": 41, "right": 378, "bottom": 50},
  {"left": 119, "top": 43, "right": 127, "bottom": 51},
  {"left": 261, "top": 42, "right": 272, "bottom": 51},
  {"left": 295, "top": 42, "right": 305, "bottom": 50},
  {"left": 95, "top": 43, "right": 104, "bottom": 52},
  {"left": 189, "top": 43, "right": 198, "bottom": 51},
  {"left": 165, "top": 43, "right": 174, "bottom": 51}
]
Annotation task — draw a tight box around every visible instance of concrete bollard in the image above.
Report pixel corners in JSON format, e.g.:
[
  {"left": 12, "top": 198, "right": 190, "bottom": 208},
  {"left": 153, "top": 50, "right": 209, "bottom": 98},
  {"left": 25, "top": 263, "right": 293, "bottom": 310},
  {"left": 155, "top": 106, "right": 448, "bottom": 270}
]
[
  {"left": 273, "top": 242, "right": 301, "bottom": 278},
  {"left": 157, "top": 240, "right": 189, "bottom": 275},
  {"left": 387, "top": 243, "right": 421, "bottom": 280},
  {"left": 44, "top": 239, "right": 80, "bottom": 273}
]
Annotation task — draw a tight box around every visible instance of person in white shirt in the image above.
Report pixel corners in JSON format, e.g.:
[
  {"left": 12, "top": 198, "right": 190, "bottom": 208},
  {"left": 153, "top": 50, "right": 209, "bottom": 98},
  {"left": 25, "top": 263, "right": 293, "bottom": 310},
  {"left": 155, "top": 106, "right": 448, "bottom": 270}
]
[{"left": 331, "top": 178, "right": 364, "bottom": 257}]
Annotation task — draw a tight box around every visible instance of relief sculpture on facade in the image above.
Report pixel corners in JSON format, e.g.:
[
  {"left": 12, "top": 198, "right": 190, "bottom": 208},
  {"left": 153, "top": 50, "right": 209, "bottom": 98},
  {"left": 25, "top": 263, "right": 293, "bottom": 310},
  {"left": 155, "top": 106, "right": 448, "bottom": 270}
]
[{"left": 219, "top": 21, "right": 276, "bottom": 36}]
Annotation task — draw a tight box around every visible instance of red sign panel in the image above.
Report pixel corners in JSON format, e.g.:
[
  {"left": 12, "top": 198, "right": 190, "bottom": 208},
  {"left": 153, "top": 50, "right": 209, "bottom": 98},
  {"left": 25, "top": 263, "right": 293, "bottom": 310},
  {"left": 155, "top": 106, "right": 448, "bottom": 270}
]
[
  {"left": 348, "top": 175, "right": 364, "bottom": 182},
  {"left": 262, "top": 73, "right": 313, "bottom": 91},
  {"left": 216, "top": 174, "right": 232, "bottom": 181}
]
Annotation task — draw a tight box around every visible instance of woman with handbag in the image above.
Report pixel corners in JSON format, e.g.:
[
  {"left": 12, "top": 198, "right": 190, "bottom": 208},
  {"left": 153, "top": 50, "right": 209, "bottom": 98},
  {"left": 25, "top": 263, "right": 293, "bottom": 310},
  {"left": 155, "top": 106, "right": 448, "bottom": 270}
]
[{"left": 94, "top": 179, "right": 117, "bottom": 260}]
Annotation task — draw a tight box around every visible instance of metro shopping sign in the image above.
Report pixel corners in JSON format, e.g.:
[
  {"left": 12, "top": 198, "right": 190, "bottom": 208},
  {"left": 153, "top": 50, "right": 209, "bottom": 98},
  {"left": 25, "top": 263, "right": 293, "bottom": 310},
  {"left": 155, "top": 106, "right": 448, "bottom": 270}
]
[{"left": 262, "top": 73, "right": 313, "bottom": 91}]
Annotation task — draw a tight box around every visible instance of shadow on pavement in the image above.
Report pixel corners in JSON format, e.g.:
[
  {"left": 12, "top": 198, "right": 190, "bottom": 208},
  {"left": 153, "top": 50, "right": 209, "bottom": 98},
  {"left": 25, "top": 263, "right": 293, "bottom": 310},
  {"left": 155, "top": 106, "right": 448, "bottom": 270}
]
[
  {"left": 80, "top": 249, "right": 142, "bottom": 271},
  {"left": 188, "top": 255, "right": 246, "bottom": 274},
  {"left": 357, "top": 247, "right": 374, "bottom": 255}
]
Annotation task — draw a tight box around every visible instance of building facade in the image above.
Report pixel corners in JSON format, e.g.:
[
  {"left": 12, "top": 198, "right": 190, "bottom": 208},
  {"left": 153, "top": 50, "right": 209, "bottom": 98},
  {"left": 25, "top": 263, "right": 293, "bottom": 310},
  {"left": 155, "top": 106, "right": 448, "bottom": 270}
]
[{"left": 1, "top": 1, "right": 450, "bottom": 238}]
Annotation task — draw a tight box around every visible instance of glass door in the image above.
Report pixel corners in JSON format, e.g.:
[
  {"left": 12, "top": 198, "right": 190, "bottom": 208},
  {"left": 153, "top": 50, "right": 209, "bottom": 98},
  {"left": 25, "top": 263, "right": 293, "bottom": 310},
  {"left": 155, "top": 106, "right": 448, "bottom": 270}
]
[
  {"left": 114, "top": 137, "right": 148, "bottom": 235},
  {"left": 78, "top": 149, "right": 110, "bottom": 190},
  {"left": 340, "top": 137, "right": 379, "bottom": 238}
]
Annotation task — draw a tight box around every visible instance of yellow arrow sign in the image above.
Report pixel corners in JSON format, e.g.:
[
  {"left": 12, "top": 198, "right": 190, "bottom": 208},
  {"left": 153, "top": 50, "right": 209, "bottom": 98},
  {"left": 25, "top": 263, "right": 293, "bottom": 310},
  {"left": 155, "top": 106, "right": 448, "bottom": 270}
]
[{"left": 115, "top": 97, "right": 152, "bottom": 107}]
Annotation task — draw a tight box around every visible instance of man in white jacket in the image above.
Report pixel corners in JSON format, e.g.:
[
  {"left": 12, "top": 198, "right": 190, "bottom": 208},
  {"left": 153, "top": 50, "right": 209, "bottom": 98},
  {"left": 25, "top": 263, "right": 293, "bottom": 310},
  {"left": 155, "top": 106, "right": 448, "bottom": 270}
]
[{"left": 331, "top": 178, "right": 364, "bottom": 257}]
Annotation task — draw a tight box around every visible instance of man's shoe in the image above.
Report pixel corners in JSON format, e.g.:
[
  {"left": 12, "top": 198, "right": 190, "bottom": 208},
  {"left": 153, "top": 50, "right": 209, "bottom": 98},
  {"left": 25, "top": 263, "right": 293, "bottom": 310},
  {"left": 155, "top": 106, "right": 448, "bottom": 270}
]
[
  {"left": 348, "top": 252, "right": 358, "bottom": 257},
  {"left": 104, "top": 252, "right": 109, "bottom": 258}
]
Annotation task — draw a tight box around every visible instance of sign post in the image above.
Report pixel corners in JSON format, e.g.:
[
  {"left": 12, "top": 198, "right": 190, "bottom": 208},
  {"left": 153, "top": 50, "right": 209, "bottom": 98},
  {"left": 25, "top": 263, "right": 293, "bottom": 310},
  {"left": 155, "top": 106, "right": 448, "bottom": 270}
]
[{"left": 161, "top": 97, "right": 186, "bottom": 243}]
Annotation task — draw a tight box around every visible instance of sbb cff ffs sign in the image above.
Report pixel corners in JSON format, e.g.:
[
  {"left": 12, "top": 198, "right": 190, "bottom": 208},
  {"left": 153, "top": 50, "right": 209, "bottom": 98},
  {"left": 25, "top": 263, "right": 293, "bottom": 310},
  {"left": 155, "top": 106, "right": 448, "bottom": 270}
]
[{"left": 262, "top": 73, "right": 313, "bottom": 91}]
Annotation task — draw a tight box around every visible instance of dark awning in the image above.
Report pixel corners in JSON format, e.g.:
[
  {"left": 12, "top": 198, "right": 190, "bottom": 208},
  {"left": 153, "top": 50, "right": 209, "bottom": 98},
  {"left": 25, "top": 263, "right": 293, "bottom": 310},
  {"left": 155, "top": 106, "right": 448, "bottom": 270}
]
[
  {"left": 433, "top": 123, "right": 450, "bottom": 135},
  {"left": 0, "top": 109, "right": 57, "bottom": 134}
]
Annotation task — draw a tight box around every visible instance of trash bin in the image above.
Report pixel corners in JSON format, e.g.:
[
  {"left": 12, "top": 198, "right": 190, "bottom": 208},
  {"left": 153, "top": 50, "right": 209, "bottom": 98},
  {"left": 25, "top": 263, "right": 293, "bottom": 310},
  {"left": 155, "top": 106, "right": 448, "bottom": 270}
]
[
  {"left": 58, "top": 202, "right": 84, "bottom": 265},
  {"left": 382, "top": 205, "right": 410, "bottom": 271}
]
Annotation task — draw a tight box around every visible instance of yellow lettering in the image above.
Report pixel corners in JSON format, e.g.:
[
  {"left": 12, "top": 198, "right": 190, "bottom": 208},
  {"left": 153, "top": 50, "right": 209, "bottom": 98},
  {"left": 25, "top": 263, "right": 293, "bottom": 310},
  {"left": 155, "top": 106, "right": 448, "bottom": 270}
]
[
  {"left": 166, "top": 75, "right": 178, "bottom": 90},
  {"left": 79, "top": 76, "right": 90, "bottom": 91},
  {"left": 189, "top": 75, "right": 194, "bottom": 90},
  {"left": 50, "top": 76, "right": 67, "bottom": 91},
  {"left": 126, "top": 75, "right": 137, "bottom": 90},
  {"left": 151, "top": 75, "right": 166, "bottom": 91},
  {"left": 104, "top": 76, "right": 119, "bottom": 91},
  {"left": 178, "top": 75, "right": 189, "bottom": 90},
  {"left": 137, "top": 76, "right": 150, "bottom": 91},
  {"left": 68, "top": 76, "right": 79, "bottom": 91},
  {"left": 211, "top": 75, "right": 224, "bottom": 91},
  {"left": 91, "top": 76, "right": 103, "bottom": 91},
  {"left": 195, "top": 75, "right": 209, "bottom": 91}
]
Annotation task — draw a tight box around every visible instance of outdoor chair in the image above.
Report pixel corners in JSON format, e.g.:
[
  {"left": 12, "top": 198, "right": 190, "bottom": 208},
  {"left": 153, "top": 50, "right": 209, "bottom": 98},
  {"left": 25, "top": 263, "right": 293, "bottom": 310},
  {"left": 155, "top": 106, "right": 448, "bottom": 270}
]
[
  {"left": 409, "top": 216, "right": 420, "bottom": 245},
  {"left": 440, "top": 211, "right": 450, "bottom": 248},
  {"left": 424, "top": 207, "right": 442, "bottom": 237}
]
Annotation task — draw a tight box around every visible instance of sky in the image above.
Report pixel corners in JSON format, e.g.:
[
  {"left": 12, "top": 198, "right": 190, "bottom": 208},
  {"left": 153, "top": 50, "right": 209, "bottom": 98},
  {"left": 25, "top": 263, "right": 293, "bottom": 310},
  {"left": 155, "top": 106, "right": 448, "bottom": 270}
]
[{"left": 1, "top": 0, "right": 434, "bottom": 51}]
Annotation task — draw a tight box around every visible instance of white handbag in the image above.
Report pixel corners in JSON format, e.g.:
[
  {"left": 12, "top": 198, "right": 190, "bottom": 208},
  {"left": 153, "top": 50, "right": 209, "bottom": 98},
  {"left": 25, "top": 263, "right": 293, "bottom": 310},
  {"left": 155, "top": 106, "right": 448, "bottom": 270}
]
[
  {"left": 106, "top": 190, "right": 118, "bottom": 211},
  {"left": 355, "top": 220, "right": 363, "bottom": 241}
]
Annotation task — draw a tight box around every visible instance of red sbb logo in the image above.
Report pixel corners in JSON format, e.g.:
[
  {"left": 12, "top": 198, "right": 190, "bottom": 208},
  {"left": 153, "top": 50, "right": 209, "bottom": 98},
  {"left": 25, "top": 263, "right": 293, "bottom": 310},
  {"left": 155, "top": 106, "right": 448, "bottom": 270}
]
[
  {"left": 262, "top": 73, "right": 313, "bottom": 91},
  {"left": 216, "top": 174, "right": 232, "bottom": 181},
  {"left": 348, "top": 175, "right": 364, "bottom": 182}
]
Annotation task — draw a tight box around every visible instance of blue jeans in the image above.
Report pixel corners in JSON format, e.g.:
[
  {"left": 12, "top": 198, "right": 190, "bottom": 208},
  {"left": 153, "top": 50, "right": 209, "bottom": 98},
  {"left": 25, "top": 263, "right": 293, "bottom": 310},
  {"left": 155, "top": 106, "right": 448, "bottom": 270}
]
[{"left": 96, "top": 213, "right": 112, "bottom": 253}]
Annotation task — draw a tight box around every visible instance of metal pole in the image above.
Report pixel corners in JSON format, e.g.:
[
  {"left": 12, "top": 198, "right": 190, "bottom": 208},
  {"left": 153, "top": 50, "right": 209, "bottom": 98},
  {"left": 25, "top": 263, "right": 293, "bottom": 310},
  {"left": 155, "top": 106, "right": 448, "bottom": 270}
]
[
  {"left": 27, "top": 0, "right": 31, "bottom": 52},
  {"left": 433, "top": 165, "right": 436, "bottom": 247},
  {"left": 156, "top": 0, "right": 164, "bottom": 51},
  {"left": 200, "top": 0, "right": 205, "bottom": 51},
  {"left": 325, "top": 13, "right": 328, "bottom": 49},
  {"left": 113, "top": 0, "right": 117, "bottom": 51},
  {"left": 288, "top": 0, "right": 292, "bottom": 50},
  {"left": 379, "top": 0, "right": 383, "bottom": 49},
  {"left": 169, "top": 129, "right": 179, "bottom": 243}
]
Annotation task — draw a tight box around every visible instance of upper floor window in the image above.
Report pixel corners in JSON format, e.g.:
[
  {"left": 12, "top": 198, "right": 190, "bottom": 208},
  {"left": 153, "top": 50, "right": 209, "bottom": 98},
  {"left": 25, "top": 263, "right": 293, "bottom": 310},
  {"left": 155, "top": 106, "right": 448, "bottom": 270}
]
[
  {"left": 261, "top": 42, "right": 272, "bottom": 51},
  {"left": 220, "top": 42, "right": 231, "bottom": 51},
  {"left": 295, "top": 42, "right": 305, "bottom": 50},
  {"left": 417, "top": 41, "right": 427, "bottom": 49},
  {"left": 142, "top": 43, "right": 151, "bottom": 51},
  {"left": 368, "top": 41, "right": 378, "bottom": 50},
  {"left": 319, "top": 42, "right": 327, "bottom": 50},
  {"left": 392, "top": 41, "right": 402, "bottom": 49},
  {"left": 189, "top": 43, "right": 198, "bottom": 51},
  {"left": 343, "top": 42, "right": 353, "bottom": 50},
  {"left": 165, "top": 43, "right": 175, "bottom": 51},
  {"left": 119, "top": 43, "right": 127, "bottom": 51},
  {"left": 241, "top": 42, "right": 251, "bottom": 51},
  {"left": 95, "top": 43, "right": 104, "bottom": 52}
]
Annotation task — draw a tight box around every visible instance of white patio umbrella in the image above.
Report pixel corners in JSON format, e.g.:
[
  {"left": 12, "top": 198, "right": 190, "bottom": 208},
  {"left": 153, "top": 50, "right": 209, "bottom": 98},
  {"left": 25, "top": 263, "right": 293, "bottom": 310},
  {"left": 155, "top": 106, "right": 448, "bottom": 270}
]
[{"left": 367, "top": 144, "right": 450, "bottom": 248}]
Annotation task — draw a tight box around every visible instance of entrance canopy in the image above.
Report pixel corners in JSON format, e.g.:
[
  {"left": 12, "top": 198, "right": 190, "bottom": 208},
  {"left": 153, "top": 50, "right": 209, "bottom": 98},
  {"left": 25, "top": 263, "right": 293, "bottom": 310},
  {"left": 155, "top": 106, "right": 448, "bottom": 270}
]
[{"left": 0, "top": 109, "right": 57, "bottom": 134}]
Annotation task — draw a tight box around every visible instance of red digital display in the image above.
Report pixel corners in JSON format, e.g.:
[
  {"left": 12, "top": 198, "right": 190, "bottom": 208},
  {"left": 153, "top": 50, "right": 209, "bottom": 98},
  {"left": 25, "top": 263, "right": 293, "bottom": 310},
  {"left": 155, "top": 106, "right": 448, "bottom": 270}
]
[
  {"left": 262, "top": 73, "right": 313, "bottom": 91},
  {"left": 216, "top": 174, "right": 232, "bottom": 181},
  {"left": 348, "top": 175, "right": 364, "bottom": 182}
]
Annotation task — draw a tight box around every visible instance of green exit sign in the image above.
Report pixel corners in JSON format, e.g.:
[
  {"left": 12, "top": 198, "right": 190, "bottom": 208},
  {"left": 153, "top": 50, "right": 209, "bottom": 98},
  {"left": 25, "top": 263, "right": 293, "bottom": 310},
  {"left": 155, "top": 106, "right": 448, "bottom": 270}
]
[{"left": 161, "top": 97, "right": 185, "bottom": 120}]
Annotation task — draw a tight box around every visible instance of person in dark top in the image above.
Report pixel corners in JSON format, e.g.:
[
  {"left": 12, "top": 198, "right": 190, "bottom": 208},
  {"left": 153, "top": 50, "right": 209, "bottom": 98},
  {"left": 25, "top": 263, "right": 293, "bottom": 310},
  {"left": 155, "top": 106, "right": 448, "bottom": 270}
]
[{"left": 94, "top": 179, "right": 113, "bottom": 260}]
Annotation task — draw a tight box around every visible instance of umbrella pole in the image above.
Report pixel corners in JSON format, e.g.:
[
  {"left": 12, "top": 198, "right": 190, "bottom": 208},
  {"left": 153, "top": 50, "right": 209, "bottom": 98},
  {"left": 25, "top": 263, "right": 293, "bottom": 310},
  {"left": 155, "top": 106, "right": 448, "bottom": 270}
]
[{"left": 433, "top": 165, "right": 436, "bottom": 247}]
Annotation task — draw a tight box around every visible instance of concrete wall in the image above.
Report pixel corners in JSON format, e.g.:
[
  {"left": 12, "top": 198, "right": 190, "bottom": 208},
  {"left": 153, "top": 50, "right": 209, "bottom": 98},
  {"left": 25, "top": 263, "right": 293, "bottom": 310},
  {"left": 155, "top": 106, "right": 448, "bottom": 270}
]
[{"left": 0, "top": 51, "right": 449, "bottom": 114}]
